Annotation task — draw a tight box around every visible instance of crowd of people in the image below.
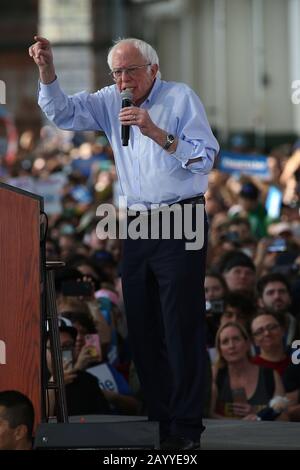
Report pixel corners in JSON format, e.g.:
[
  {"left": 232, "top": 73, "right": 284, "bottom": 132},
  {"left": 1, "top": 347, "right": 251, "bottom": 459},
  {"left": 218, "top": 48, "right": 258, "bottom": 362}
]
[{"left": 1, "top": 122, "right": 299, "bottom": 434}]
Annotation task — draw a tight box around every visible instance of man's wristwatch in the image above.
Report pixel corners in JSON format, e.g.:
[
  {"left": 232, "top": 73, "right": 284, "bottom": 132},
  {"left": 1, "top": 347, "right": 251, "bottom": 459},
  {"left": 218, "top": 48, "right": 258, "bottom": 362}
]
[{"left": 163, "top": 134, "right": 175, "bottom": 151}]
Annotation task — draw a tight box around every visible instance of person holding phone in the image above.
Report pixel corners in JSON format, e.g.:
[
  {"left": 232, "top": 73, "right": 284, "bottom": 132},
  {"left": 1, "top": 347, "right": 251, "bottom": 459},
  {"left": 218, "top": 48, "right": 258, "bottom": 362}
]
[
  {"left": 46, "top": 318, "right": 111, "bottom": 416},
  {"left": 211, "top": 322, "right": 285, "bottom": 420},
  {"left": 62, "top": 311, "right": 140, "bottom": 415}
]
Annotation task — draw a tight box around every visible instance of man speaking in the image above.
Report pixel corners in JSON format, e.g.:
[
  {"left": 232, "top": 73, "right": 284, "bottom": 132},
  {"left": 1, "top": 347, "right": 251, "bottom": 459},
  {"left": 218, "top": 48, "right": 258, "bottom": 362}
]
[{"left": 29, "top": 36, "right": 219, "bottom": 450}]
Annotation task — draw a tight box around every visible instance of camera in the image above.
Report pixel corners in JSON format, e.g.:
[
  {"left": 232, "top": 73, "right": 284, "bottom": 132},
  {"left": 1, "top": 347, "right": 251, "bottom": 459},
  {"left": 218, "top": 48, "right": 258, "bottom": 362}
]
[
  {"left": 232, "top": 387, "right": 247, "bottom": 404},
  {"left": 220, "top": 231, "right": 240, "bottom": 245},
  {"left": 206, "top": 299, "right": 224, "bottom": 315},
  {"left": 62, "top": 349, "right": 73, "bottom": 368},
  {"left": 272, "top": 263, "right": 300, "bottom": 276},
  {"left": 267, "top": 238, "right": 287, "bottom": 253}
]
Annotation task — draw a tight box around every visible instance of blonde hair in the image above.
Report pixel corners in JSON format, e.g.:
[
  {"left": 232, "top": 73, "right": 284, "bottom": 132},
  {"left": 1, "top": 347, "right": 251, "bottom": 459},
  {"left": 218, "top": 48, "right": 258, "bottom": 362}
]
[{"left": 215, "top": 321, "right": 250, "bottom": 369}]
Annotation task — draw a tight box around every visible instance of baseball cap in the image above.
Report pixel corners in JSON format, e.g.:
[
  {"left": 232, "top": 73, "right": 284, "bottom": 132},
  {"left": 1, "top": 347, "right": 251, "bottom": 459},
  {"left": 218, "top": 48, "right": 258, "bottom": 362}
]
[
  {"left": 219, "top": 251, "right": 256, "bottom": 273},
  {"left": 240, "top": 182, "right": 259, "bottom": 200}
]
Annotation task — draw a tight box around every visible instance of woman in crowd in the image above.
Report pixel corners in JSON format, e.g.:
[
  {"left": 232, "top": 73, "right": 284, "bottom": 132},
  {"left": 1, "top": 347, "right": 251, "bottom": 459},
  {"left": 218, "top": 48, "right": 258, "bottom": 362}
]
[
  {"left": 62, "top": 310, "right": 139, "bottom": 415},
  {"left": 211, "top": 321, "right": 286, "bottom": 420},
  {"left": 250, "top": 311, "right": 291, "bottom": 376}
]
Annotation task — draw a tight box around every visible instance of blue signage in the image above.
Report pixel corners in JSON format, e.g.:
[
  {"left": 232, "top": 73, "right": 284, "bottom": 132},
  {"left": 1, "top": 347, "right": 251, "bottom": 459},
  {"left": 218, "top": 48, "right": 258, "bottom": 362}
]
[{"left": 218, "top": 151, "right": 270, "bottom": 179}]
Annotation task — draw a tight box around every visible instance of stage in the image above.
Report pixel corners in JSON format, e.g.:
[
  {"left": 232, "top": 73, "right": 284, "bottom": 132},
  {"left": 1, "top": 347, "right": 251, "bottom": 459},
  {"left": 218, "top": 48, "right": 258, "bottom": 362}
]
[
  {"left": 35, "top": 415, "right": 300, "bottom": 450},
  {"left": 201, "top": 419, "right": 300, "bottom": 450}
]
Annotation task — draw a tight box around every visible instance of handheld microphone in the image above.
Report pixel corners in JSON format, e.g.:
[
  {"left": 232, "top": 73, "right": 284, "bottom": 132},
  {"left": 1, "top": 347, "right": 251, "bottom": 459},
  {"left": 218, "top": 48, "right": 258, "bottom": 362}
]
[{"left": 121, "top": 88, "right": 133, "bottom": 146}]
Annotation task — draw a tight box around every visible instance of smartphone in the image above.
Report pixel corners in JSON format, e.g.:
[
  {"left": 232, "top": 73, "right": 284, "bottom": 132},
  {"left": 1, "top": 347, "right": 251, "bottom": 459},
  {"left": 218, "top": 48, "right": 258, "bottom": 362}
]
[
  {"left": 62, "top": 349, "right": 73, "bottom": 368},
  {"left": 267, "top": 238, "right": 287, "bottom": 253},
  {"left": 61, "top": 280, "right": 93, "bottom": 297},
  {"left": 265, "top": 186, "right": 282, "bottom": 219},
  {"left": 226, "top": 231, "right": 240, "bottom": 243},
  {"left": 205, "top": 300, "right": 224, "bottom": 315},
  {"left": 232, "top": 388, "right": 247, "bottom": 404},
  {"left": 85, "top": 334, "right": 101, "bottom": 359}
]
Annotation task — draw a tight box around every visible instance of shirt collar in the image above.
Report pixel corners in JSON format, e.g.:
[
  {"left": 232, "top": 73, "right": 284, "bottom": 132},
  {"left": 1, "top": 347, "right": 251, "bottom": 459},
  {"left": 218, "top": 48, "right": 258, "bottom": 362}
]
[
  {"left": 143, "top": 77, "right": 162, "bottom": 105},
  {"left": 113, "top": 76, "right": 162, "bottom": 106}
]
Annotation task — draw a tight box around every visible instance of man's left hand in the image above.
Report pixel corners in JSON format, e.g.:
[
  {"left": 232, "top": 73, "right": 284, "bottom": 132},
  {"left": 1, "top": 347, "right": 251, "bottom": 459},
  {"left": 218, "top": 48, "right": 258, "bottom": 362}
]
[{"left": 119, "top": 106, "right": 157, "bottom": 137}]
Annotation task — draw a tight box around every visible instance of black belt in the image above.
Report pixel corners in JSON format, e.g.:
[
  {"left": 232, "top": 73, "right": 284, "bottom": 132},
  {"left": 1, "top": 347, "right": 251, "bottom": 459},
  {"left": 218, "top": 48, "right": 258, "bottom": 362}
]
[
  {"left": 177, "top": 194, "right": 205, "bottom": 206},
  {"left": 127, "top": 195, "right": 205, "bottom": 217}
]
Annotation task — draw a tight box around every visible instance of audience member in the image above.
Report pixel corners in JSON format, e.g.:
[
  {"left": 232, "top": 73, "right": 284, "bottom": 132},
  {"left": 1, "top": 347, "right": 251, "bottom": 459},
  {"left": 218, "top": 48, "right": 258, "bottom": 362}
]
[
  {"left": 251, "top": 312, "right": 291, "bottom": 376},
  {"left": 46, "top": 318, "right": 111, "bottom": 416},
  {"left": 0, "top": 390, "right": 34, "bottom": 450},
  {"left": 257, "top": 273, "right": 298, "bottom": 346},
  {"left": 211, "top": 322, "right": 286, "bottom": 420},
  {"left": 218, "top": 251, "right": 256, "bottom": 295}
]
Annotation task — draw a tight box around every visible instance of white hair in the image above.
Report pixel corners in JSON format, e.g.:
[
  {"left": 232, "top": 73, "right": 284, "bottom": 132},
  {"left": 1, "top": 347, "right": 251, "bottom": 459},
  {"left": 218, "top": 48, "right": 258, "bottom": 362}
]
[{"left": 107, "top": 38, "right": 161, "bottom": 79}]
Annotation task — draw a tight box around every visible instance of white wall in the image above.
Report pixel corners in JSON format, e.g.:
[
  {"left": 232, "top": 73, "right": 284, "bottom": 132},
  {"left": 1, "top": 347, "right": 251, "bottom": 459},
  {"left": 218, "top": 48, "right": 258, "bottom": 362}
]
[
  {"left": 142, "top": 0, "right": 296, "bottom": 138},
  {"left": 264, "top": 0, "right": 292, "bottom": 132},
  {"left": 39, "top": 0, "right": 93, "bottom": 94}
]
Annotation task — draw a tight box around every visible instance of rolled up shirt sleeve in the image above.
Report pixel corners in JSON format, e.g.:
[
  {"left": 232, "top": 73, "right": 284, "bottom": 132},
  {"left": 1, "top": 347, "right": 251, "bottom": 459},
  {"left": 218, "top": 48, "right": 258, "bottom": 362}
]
[{"left": 169, "top": 85, "right": 219, "bottom": 174}]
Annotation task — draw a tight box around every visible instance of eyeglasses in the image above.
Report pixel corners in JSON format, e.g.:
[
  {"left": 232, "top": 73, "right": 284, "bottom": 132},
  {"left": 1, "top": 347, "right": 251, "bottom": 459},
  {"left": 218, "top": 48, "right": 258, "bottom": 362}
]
[
  {"left": 109, "top": 63, "right": 151, "bottom": 81},
  {"left": 252, "top": 323, "right": 280, "bottom": 338}
]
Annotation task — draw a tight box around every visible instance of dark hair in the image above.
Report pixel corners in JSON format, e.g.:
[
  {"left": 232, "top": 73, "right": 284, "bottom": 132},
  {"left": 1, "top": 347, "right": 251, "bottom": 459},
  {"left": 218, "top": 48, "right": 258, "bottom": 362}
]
[
  {"left": 227, "top": 217, "right": 251, "bottom": 229},
  {"left": 224, "top": 292, "right": 256, "bottom": 317},
  {"left": 54, "top": 267, "right": 84, "bottom": 293},
  {"left": 218, "top": 250, "right": 256, "bottom": 274},
  {"left": 61, "top": 311, "right": 97, "bottom": 334},
  {"left": 205, "top": 270, "right": 228, "bottom": 294},
  {"left": 67, "top": 255, "right": 108, "bottom": 287},
  {"left": 0, "top": 390, "right": 34, "bottom": 438},
  {"left": 250, "top": 309, "right": 286, "bottom": 330},
  {"left": 256, "top": 273, "right": 291, "bottom": 298},
  {"left": 46, "top": 237, "right": 61, "bottom": 256},
  {"left": 239, "top": 182, "right": 259, "bottom": 200}
]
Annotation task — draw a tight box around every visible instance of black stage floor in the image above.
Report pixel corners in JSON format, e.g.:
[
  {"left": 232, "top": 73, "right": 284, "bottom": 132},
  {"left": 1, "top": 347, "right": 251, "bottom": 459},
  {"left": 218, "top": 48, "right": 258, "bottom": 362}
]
[
  {"left": 42, "top": 416, "right": 300, "bottom": 450},
  {"left": 202, "top": 419, "right": 300, "bottom": 450}
]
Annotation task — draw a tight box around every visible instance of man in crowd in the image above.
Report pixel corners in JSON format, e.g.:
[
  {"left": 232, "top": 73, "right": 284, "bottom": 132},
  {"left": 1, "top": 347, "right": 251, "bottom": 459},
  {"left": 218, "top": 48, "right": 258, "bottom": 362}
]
[
  {"left": 257, "top": 273, "right": 298, "bottom": 346},
  {"left": 0, "top": 390, "right": 34, "bottom": 450}
]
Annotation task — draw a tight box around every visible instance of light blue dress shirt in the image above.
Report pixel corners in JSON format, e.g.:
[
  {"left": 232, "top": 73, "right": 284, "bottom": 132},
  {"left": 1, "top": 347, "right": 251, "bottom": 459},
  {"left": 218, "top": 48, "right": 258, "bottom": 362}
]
[{"left": 38, "top": 77, "right": 219, "bottom": 207}]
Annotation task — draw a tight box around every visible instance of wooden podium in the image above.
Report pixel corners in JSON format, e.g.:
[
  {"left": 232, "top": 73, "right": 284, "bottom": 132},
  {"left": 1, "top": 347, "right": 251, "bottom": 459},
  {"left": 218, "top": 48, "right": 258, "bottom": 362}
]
[
  {"left": 0, "top": 182, "right": 44, "bottom": 427},
  {"left": 0, "top": 183, "right": 159, "bottom": 448}
]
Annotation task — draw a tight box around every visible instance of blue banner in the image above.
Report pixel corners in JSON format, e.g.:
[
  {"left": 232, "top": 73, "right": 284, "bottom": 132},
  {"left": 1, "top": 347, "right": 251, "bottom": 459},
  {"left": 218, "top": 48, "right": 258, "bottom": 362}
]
[{"left": 218, "top": 151, "right": 270, "bottom": 179}]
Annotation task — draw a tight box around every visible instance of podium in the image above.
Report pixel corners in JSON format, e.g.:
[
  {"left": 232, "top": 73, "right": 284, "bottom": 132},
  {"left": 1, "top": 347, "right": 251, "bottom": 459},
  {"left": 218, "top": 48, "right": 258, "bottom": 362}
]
[
  {"left": 0, "top": 182, "right": 159, "bottom": 448},
  {"left": 0, "top": 182, "right": 44, "bottom": 427}
]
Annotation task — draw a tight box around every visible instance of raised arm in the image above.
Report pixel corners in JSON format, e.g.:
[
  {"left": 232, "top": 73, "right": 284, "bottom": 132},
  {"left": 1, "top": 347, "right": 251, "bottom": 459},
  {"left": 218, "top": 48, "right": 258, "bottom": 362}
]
[
  {"left": 28, "top": 35, "right": 103, "bottom": 132},
  {"left": 29, "top": 35, "right": 56, "bottom": 84}
]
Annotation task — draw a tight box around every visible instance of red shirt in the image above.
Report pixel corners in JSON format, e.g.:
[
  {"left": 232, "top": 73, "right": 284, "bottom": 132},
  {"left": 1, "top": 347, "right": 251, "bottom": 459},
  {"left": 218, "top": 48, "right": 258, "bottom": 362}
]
[{"left": 251, "top": 355, "right": 290, "bottom": 376}]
